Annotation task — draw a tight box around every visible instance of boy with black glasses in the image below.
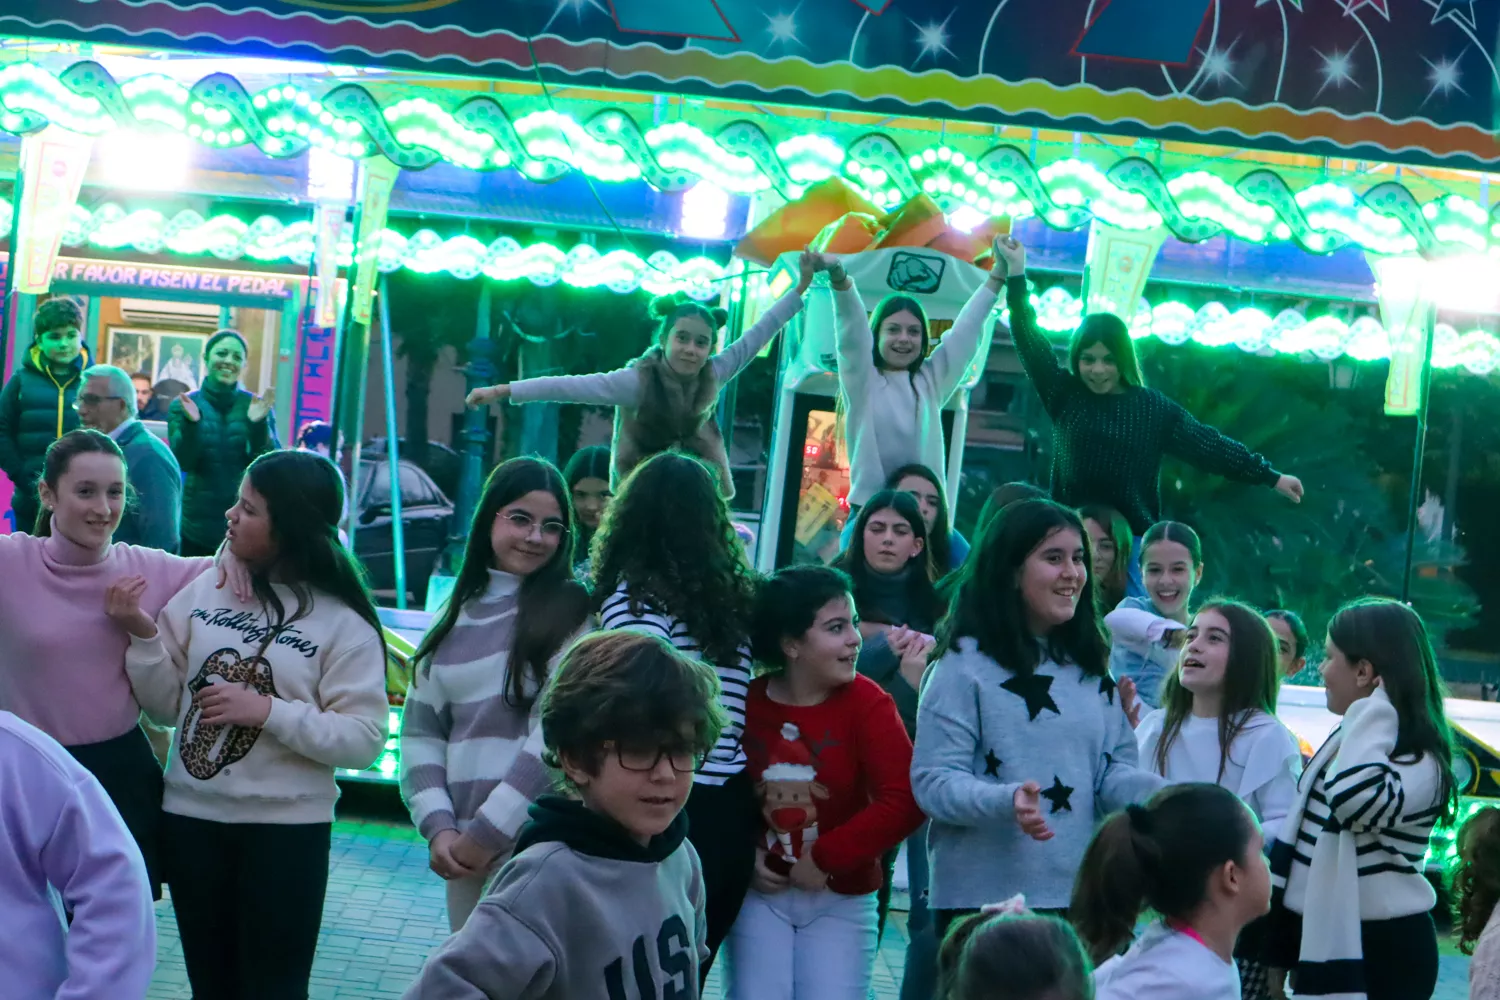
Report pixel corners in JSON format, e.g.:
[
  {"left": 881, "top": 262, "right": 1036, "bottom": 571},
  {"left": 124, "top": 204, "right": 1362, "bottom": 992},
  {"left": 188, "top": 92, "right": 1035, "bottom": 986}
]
[{"left": 404, "top": 630, "right": 727, "bottom": 999}]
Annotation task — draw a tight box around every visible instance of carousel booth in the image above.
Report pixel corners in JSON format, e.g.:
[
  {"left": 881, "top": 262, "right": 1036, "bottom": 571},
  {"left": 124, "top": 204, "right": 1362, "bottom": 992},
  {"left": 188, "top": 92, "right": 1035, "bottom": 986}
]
[{"left": 755, "top": 244, "right": 992, "bottom": 571}]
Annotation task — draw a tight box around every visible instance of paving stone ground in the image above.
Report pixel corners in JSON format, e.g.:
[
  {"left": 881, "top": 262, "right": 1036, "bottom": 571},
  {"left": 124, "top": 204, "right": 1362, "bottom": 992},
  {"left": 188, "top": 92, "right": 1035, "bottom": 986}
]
[{"left": 146, "top": 787, "right": 1471, "bottom": 998}]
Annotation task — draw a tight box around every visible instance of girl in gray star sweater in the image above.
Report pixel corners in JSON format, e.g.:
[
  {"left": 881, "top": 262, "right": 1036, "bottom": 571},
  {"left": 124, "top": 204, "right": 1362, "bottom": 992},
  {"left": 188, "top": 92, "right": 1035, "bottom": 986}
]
[{"left": 912, "top": 499, "right": 1162, "bottom": 933}]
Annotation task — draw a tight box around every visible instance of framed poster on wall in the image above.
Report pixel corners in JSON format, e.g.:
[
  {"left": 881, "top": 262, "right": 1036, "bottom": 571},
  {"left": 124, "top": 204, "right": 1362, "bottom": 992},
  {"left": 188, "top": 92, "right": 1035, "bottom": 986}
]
[{"left": 104, "top": 327, "right": 207, "bottom": 395}]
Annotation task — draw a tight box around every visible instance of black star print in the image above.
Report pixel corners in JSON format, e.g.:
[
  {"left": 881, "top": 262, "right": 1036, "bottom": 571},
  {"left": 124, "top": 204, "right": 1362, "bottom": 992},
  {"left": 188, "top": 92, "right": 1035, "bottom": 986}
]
[
  {"left": 1040, "top": 775, "right": 1074, "bottom": 814},
  {"left": 1099, "top": 674, "right": 1117, "bottom": 705},
  {"left": 1001, "top": 673, "right": 1060, "bottom": 721},
  {"left": 1102, "top": 751, "right": 1115, "bottom": 768},
  {"left": 983, "top": 749, "right": 1002, "bottom": 777}
]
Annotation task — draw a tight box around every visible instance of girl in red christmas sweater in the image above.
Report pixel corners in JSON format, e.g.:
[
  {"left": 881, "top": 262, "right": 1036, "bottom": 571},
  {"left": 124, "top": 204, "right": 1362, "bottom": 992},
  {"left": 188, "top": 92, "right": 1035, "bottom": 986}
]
[{"left": 723, "top": 565, "right": 925, "bottom": 1000}]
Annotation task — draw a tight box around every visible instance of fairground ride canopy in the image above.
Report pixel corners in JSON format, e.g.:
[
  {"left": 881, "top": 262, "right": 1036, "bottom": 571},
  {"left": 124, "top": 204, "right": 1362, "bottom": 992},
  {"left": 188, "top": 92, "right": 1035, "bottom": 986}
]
[{"left": 6, "top": 0, "right": 1500, "bottom": 172}]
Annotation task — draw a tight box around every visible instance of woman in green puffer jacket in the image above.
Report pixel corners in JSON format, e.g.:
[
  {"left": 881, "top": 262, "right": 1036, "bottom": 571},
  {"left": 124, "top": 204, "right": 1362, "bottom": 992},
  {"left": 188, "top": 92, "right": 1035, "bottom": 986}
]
[
  {"left": 0, "top": 297, "right": 90, "bottom": 534},
  {"left": 167, "top": 329, "right": 280, "bottom": 556}
]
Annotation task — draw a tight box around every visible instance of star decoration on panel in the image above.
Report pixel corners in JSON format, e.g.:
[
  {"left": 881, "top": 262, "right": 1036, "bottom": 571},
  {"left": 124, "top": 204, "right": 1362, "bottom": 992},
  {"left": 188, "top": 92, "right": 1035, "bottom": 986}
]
[
  {"left": 984, "top": 749, "right": 1002, "bottom": 777},
  {"left": 764, "top": 7, "right": 803, "bottom": 51},
  {"left": 1040, "top": 776, "right": 1074, "bottom": 814},
  {"left": 1341, "top": 0, "right": 1390, "bottom": 17},
  {"left": 1001, "top": 673, "right": 1060, "bottom": 721},
  {"left": 1196, "top": 41, "right": 1242, "bottom": 90},
  {"left": 1424, "top": 55, "right": 1467, "bottom": 105},
  {"left": 1098, "top": 674, "right": 1118, "bottom": 706},
  {"left": 1315, "top": 47, "right": 1360, "bottom": 95},
  {"left": 1433, "top": 0, "right": 1483, "bottom": 28},
  {"left": 1255, "top": 0, "right": 1303, "bottom": 8},
  {"left": 911, "top": 11, "right": 955, "bottom": 65},
  {"left": 543, "top": 0, "right": 608, "bottom": 33}
]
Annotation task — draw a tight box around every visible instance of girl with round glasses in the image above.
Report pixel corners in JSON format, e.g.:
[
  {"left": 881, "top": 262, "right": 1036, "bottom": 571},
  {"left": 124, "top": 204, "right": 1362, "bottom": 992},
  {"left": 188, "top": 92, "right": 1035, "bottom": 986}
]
[{"left": 399, "top": 457, "right": 591, "bottom": 930}]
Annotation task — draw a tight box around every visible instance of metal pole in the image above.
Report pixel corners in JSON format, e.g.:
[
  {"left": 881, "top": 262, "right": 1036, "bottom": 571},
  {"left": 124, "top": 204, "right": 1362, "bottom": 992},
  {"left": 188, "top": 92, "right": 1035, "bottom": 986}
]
[
  {"left": 442, "top": 284, "right": 495, "bottom": 575},
  {"left": 715, "top": 269, "right": 750, "bottom": 473},
  {"left": 1401, "top": 304, "right": 1438, "bottom": 605},
  {"left": 0, "top": 166, "right": 26, "bottom": 375},
  {"left": 377, "top": 275, "right": 407, "bottom": 609},
  {"left": 333, "top": 204, "right": 368, "bottom": 546}
]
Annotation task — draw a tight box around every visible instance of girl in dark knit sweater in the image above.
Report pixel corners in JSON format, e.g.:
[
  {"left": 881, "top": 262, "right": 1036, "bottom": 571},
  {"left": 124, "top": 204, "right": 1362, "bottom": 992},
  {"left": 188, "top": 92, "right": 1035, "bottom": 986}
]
[{"left": 995, "top": 239, "right": 1302, "bottom": 589}]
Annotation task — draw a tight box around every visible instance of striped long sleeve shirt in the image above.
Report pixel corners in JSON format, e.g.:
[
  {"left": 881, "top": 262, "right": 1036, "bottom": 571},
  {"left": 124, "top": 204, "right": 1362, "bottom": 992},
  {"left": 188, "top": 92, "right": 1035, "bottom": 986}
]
[
  {"left": 598, "top": 582, "right": 750, "bottom": 785},
  {"left": 399, "top": 571, "right": 563, "bottom": 854}
]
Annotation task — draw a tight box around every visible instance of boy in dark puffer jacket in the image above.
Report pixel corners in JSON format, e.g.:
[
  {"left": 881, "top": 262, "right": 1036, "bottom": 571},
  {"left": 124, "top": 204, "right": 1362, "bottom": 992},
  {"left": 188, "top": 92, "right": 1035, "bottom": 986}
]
[{"left": 0, "top": 297, "right": 89, "bottom": 533}]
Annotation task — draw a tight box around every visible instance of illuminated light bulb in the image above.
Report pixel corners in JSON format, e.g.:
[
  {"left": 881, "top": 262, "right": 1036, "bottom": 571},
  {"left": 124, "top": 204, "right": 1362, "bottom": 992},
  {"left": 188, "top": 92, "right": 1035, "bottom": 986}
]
[{"left": 100, "top": 129, "right": 192, "bottom": 192}]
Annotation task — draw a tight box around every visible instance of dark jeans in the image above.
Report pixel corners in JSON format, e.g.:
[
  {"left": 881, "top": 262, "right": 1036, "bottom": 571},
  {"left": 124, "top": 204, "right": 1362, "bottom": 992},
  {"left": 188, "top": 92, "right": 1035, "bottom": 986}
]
[
  {"left": 686, "top": 770, "right": 761, "bottom": 983},
  {"left": 899, "top": 822, "right": 938, "bottom": 1000},
  {"left": 1270, "top": 908, "right": 1438, "bottom": 1000},
  {"left": 66, "top": 725, "right": 165, "bottom": 900},
  {"left": 162, "top": 812, "right": 332, "bottom": 1000}
]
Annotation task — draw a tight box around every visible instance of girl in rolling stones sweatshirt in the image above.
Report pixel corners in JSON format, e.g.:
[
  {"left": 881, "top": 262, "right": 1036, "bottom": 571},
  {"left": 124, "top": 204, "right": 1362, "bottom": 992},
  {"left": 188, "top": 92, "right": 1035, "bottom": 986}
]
[{"left": 107, "top": 449, "right": 390, "bottom": 999}]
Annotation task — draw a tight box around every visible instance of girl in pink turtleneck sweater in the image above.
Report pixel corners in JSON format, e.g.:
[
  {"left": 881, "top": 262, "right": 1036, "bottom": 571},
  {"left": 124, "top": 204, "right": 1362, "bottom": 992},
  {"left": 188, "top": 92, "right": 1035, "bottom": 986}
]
[{"left": 0, "top": 430, "right": 240, "bottom": 898}]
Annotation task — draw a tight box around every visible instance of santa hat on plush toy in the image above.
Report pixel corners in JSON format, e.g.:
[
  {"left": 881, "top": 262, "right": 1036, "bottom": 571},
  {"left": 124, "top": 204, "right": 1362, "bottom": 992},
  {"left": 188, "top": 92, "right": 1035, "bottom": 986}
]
[{"left": 762, "top": 722, "right": 818, "bottom": 782}]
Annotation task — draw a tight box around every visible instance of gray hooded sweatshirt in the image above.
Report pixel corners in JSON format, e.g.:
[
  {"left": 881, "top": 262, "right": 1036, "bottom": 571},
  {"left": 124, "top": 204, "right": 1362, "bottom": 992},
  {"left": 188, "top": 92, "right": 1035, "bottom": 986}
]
[{"left": 403, "top": 796, "right": 708, "bottom": 999}]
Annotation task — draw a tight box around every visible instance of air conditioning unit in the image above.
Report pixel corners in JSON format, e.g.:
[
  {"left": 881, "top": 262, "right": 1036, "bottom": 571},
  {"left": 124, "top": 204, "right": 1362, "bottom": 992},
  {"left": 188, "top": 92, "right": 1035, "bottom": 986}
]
[{"left": 118, "top": 298, "right": 220, "bottom": 330}]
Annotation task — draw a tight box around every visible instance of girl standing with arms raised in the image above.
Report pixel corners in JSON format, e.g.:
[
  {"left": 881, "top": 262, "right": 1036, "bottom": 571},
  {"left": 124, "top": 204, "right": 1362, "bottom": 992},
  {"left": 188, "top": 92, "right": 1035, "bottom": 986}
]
[
  {"left": 108, "top": 450, "right": 390, "bottom": 998},
  {"left": 825, "top": 245, "right": 1002, "bottom": 520},
  {"left": 1265, "top": 598, "right": 1456, "bottom": 1000},
  {"left": 996, "top": 238, "right": 1302, "bottom": 586},
  {"left": 592, "top": 450, "right": 761, "bottom": 974},
  {"left": 0, "top": 429, "right": 245, "bottom": 900},
  {"left": 912, "top": 498, "right": 1161, "bottom": 939},
  {"left": 468, "top": 256, "right": 816, "bottom": 498},
  {"left": 399, "top": 457, "right": 592, "bottom": 930}
]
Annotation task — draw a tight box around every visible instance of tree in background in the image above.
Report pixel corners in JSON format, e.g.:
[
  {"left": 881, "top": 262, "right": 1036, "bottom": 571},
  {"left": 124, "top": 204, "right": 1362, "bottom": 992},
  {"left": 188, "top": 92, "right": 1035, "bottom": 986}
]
[
  {"left": 1148, "top": 343, "right": 1478, "bottom": 650},
  {"left": 384, "top": 270, "right": 480, "bottom": 476}
]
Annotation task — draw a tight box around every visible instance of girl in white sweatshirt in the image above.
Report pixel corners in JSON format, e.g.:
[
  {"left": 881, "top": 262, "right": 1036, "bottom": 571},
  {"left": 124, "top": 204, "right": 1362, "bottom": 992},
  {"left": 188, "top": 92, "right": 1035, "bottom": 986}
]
[
  {"left": 1132, "top": 599, "right": 1301, "bottom": 999},
  {"left": 107, "top": 450, "right": 390, "bottom": 999},
  {"left": 466, "top": 254, "right": 816, "bottom": 498},
  {"left": 823, "top": 242, "right": 1003, "bottom": 514},
  {"left": 1074, "top": 783, "right": 1273, "bottom": 1000},
  {"left": 399, "top": 457, "right": 591, "bottom": 930}
]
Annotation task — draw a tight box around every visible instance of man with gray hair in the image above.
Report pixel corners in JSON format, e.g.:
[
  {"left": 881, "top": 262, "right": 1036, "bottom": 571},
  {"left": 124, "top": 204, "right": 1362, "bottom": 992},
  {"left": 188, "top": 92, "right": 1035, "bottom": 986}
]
[{"left": 77, "top": 364, "right": 182, "bottom": 552}]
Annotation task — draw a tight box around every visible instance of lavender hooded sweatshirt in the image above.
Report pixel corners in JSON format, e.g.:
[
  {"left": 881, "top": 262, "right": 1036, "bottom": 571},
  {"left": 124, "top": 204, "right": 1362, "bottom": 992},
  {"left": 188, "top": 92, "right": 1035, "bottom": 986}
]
[{"left": 0, "top": 711, "right": 156, "bottom": 999}]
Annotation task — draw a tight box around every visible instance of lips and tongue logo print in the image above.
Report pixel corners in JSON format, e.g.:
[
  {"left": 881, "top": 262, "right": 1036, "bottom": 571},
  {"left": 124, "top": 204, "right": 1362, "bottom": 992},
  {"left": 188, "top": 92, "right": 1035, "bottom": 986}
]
[{"left": 178, "top": 647, "right": 276, "bottom": 780}]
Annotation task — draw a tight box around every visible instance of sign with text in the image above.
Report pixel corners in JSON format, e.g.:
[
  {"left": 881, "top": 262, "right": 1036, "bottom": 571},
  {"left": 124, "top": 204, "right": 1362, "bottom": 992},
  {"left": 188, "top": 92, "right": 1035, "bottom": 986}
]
[
  {"left": 14, "top": 128, "right": 93, "bottom": 294},
  {"left": 41, "top": 257, "right": 300, "bottom": 300},
  {"left": 293, "top": 311, "right": 337, "bottom": 435},
  {"left": 10, "top": 0, "right": 1500, "bottom": 169}
]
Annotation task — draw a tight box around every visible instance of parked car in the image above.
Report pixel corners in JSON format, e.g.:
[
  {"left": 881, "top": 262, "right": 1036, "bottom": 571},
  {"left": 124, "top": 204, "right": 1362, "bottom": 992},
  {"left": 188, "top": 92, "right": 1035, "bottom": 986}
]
[{"left": 354, "top": 456, "right": 453, "bottom": 607}]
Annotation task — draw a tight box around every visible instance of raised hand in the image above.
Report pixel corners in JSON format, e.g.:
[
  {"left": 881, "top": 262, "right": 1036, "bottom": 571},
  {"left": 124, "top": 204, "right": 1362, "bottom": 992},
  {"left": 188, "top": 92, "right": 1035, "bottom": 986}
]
[
  {"left": 1118, "top": 676, "right": 1144, "bottom": 730},
  {"left": 1013, "top": 781, "right": 1054, "bottom": 842},
  {"left": 247, "top": 386, "right": 275, "bottom": 423},
  {"left": 993, "top": 236, "right": 1026, "bottom": 278},
  {"left": 795, "top": 249, "right": 819, "bottom": 295},
  {"left": 178, "top": 395, "right": 201, "bottom": 422},
  {"left": 1275, "top": 475, "right": 1304, "bottom": 504},
  {"left": 105, "top": 576, "right": 157, "bottom": 639},
  {"left": 215, "top": 545, "right": 254, "bottom": 603},
  {"left": 466, "top": 384, "right": 513, "bottom": 409}
]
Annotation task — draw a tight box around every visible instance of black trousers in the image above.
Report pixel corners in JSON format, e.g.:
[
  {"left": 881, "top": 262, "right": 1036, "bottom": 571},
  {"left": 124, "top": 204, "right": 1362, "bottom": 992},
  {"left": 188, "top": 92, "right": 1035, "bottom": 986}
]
[
  {"left": 1269, "top": 908, "right": 1438, "bottom": 1000},
  {"left": 162, "top": 812, "right": 332, "bottom": 1000},
  {"left": 66, "top": 726, "right": 165, "bottom": 901},
  {"left": 685, "top": 770, "right": 761, "bottom": 982}
]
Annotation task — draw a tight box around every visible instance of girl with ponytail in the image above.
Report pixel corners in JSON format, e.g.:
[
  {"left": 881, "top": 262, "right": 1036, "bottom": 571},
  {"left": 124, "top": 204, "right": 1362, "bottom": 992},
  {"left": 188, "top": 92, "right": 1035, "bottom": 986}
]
[
  {"left": 1072, "top": 783, "right": 1272, "bottom": 1000},
  {"left": 468, "top": 254, "right": 818, "bottom": 498}
]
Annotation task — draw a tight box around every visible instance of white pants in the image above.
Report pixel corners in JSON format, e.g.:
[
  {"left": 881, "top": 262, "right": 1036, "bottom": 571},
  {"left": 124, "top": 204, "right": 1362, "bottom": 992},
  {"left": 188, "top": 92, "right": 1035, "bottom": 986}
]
[
  {"left": 722, "top": 887, "right": 878, "bottom": 1000},
  {"left": 444, "top": 871, "right": 491, "bottom": 932}
]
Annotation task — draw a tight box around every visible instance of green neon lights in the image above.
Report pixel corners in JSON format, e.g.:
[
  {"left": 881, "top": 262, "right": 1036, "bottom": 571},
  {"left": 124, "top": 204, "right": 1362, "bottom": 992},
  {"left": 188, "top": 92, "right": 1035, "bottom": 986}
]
[
  {"left": 1004, "top": 286, "right": 1500, "bottom": 375},
  {"left": 5, "top": 61, "right": 1499, "bottom": 257},
  {"left": 26, "top": 202, "right": 729, "bottom": 299}
]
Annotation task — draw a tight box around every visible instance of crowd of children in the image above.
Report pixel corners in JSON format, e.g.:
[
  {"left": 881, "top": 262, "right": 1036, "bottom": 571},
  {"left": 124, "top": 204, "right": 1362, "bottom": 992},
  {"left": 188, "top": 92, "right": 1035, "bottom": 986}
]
[{"left": 0, "top": 237, "right": 1482, "bottom": 1000}]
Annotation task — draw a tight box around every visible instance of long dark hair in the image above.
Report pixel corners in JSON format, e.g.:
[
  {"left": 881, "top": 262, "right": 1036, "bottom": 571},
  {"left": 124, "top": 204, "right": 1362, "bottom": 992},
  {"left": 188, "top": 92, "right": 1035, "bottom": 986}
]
[
  {"left": 938, "top": 912, "right": 1094, "bottom": 1000},
  {"left": 751, "top": 565, "right": 854, "bottom": 673},
  {"left": 938, "top": 498, "right": 1108, "bottom": 678},
  {"left": 1070, "top": 783, "right": 1257, "bottom": 964},
  {"left": 870, "top": 293, "right": 930, "bottom": 375},
  {"left": 1326, "top": 597, "right": 1459, "bottom": 822},
  {"left": 1265, "top": 608, "right": 1309, "bottom": 660},
  {"left": 1454, "top": 806, "right": 1500, "bottom": 955},
  {"left": 1153, "top": 600, "right": 1281, "bottom": 781},
  {"left": 35, "top": 429, "right": 126, "bottom": 537},
  {"left": 1068, "top": 314, "right": 1144, "bottom": 388},
  {"left": 1079, "top": 503, "right": 1131, "bottom": 612},
  {"left": 834, "top": 490, "right": 942, "bottom": 630},
  {"left": 563, "top": 445, "right": 612, "bottom": 556},
  {"left": 413, "top": 458, "right": 589, "bottom": 710},
  {"left": 591, "top": 451, "right": 758, "bottom": 667},
  {"left": 243, "top": 450, "right": 386, "bottom": 663},
  {"left": 885, "top": 462, "right": 954, "bottom": 573}
]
